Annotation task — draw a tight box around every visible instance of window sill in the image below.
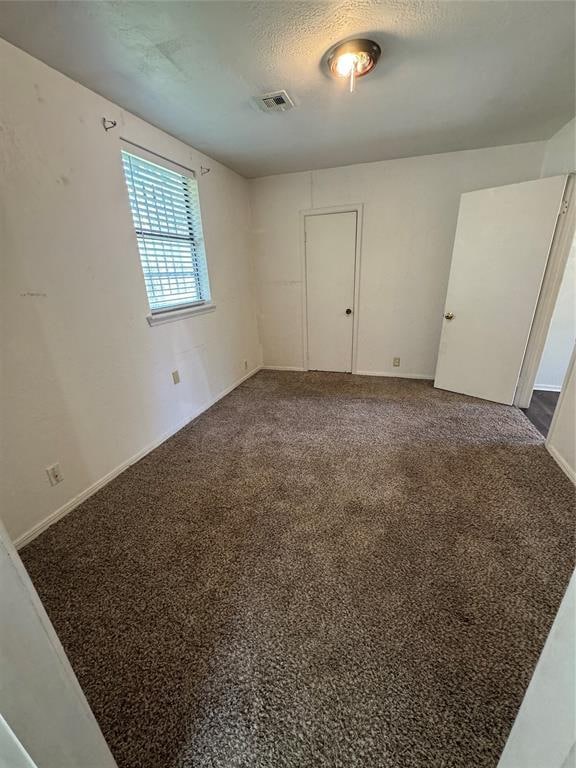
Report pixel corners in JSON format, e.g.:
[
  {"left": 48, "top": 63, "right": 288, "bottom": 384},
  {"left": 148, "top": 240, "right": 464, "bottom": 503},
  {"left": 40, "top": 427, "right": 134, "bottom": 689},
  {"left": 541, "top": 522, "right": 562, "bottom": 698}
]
[{"left": 146, "top": 303, "right": 216, "bottom": 326}]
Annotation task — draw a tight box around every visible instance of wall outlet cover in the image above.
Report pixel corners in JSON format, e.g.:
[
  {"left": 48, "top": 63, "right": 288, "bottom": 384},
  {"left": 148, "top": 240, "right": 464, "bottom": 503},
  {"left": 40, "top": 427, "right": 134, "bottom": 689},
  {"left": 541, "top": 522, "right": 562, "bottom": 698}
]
[
  {"left": 393, "top": 357, "right": 401, "bottom": 367},
  {"left": 172, "top": 370, "right": 181, "bottom": 385},
  {"left": 46, "top": 463, "right": 63, "bottom": 486}
]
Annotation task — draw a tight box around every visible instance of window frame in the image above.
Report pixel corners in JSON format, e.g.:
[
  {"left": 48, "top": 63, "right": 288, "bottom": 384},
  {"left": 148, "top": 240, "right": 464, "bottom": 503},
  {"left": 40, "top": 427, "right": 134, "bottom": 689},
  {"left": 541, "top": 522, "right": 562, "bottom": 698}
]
[{"left": 120, "top": 140, "right": 215, "bottom": 325}]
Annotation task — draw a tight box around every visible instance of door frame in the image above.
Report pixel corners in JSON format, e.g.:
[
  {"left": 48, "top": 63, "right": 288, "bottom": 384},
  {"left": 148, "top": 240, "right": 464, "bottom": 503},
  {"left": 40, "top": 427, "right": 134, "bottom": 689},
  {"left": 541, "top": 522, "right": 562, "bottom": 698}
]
[
  {"left": 515, "top": 174, "right": 575, "bottom": 407},
  {"left": 300, "top": 204, "right": 364, "bottom": 373},
  {"left": 545, "top": 342, "right": 576, "bottom": 482}
]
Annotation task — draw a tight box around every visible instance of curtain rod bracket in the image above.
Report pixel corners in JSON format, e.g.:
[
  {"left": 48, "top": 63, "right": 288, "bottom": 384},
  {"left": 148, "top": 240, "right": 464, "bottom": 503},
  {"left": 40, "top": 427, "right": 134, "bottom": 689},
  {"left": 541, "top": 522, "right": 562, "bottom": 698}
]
[
  {"left": 102, "top": 118, "right": 117, "bottom": 132},
  {"left": 200, "top": 166, "right": 211, "bottom": 175}
]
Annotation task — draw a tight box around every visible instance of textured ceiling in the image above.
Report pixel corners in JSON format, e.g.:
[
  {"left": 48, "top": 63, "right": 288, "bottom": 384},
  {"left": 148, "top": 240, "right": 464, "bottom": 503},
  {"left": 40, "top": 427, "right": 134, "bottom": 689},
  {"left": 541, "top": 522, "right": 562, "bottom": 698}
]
[{"left": 0, "top": 0, "right": 574, "bottom": 177}]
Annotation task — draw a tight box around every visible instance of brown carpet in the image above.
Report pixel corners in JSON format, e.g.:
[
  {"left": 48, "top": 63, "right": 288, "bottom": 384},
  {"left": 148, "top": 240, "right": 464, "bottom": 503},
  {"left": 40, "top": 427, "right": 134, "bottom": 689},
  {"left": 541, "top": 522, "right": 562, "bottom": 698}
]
[{"left": 21, "top": 371, "right": 575, "bottom": 768}]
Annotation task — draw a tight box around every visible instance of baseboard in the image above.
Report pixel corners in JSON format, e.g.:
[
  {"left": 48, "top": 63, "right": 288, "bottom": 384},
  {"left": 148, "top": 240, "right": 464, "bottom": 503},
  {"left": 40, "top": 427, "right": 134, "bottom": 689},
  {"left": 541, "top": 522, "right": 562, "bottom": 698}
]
[
  {"left": 534, "top": 384, "right": 563, "bottom": 392},
  {"left": 15, "top": 366, "right": 262, "bottom": 550},
  {"left": 355, "top": 370, "right": 434, "bottom": 380},
  {"left": 262, "top": 366, "right": 433, "bottom": 380},
  {"left": 546, "top": 443, "right": 576, "bottom": 485},
  {"left": 261, "top": 365, "right": 306, "bottom": 371}
]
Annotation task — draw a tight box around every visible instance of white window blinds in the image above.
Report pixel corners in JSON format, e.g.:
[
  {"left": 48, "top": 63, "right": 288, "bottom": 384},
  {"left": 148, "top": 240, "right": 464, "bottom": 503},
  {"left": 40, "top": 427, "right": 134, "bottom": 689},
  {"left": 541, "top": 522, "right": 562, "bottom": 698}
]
[{"left": 121, "top": 150, "right": 210, "bottom": 314}]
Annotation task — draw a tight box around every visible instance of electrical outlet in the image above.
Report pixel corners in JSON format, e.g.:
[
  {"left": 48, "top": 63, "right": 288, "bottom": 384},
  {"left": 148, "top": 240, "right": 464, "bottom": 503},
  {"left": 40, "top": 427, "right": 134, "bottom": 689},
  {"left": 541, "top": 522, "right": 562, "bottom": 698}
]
[
  {"left": 46, "top": 463, "right": 63, "bottom": 486},
  {"left": 393, "top": 357, "right": 401, "bottom": 368},
  {"left": 172, "top": 369, "right": 180, "bottom": 385}
]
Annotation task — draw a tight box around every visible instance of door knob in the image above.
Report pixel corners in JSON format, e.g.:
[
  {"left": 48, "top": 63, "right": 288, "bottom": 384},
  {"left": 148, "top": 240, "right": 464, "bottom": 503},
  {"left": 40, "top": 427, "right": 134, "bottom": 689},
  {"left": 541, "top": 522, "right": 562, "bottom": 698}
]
[
  {"left": 345, "top": 308, "right": 352, "bottom": 315},
  {"left": 444, "top": 312, "right": 454, "bottom": 320}
]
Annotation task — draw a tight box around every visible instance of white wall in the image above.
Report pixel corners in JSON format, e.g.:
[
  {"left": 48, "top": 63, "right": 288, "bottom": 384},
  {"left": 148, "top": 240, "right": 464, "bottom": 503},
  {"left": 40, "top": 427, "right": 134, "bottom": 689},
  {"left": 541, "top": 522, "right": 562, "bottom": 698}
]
[
  {"left": 250, "top": 143, "right": 546, "bottom": 374},
  {"left": 541, "top": 118, "right": 576, "bottom": 177},
  {"left": 536, "top": 118, "right": 576, "bottom": 390},
  {"left": 0, "top": 39, "right": 261, "bottom": 544},
  {"left": 0, "top": 521, "right": 118, "bottom": 768},
  {"left": 497, "top": 573, "right": 575, "bottom": 768}
]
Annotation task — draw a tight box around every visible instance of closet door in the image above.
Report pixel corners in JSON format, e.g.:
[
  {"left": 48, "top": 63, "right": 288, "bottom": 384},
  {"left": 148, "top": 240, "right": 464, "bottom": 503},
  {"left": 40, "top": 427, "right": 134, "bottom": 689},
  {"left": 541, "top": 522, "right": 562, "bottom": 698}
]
[{"left": 305, "top": 211, "right": 358, "bottom": 372}]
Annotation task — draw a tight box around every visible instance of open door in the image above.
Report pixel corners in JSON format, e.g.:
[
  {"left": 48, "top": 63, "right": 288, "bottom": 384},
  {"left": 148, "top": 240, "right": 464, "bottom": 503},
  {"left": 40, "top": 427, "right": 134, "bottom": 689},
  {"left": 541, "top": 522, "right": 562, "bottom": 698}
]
[
  {"left": 434, "top": 175, "right": 567, "bottom": 404},
  {"left": 0, "top": 521, "right": 117, "bottom": 768}
]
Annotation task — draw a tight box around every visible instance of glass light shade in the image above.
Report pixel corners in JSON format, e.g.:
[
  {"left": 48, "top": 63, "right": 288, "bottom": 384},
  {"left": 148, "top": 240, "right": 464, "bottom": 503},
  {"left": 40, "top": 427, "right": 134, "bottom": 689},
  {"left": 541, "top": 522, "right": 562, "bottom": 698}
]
[
  {"left": 333, "top": 51, "right": 373, "bottom": 78},
  {"left": 326, "top": 39, "right": 381, "bottom": 85}
]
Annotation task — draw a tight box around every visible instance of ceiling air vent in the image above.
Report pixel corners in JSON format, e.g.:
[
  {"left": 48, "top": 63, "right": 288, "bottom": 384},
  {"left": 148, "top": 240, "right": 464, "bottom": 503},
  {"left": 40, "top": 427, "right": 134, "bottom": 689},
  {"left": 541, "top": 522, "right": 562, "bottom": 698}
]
[{"left": 255, "top": 90, "right": 295, "bottom": 113}]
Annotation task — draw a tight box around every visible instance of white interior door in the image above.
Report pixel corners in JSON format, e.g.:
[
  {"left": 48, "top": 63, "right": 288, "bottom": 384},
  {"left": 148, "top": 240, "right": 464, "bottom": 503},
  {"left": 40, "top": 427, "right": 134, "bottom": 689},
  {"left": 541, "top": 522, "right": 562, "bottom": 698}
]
[
  {"left": 305, "top": 211, "right": 357, "bottom": 372},
  {"left": 0, "top": 521, "right": 118, "bottom": 768},
  {"left": 434, "top": 175, "right": 567, "bottom": 404}
]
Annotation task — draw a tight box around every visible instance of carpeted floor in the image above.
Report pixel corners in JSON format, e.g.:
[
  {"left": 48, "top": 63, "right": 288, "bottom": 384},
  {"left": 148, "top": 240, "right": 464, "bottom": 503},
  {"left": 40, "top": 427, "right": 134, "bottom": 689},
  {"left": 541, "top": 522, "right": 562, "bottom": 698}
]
[{"left": 22, "top": 371, "right": 575, "bottom": 768}]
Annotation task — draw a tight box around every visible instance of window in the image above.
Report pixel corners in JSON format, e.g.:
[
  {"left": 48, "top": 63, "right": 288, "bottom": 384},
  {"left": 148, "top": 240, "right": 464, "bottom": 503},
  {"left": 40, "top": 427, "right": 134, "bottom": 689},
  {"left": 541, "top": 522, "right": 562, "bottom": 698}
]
[{"left": 121, "top": 148, "right": 211, "bottom": 320}]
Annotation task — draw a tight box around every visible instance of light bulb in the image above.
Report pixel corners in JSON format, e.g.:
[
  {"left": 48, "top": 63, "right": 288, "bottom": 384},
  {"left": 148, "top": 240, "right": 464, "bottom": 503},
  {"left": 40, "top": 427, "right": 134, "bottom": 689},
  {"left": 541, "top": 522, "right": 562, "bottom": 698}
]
[
  {"left": 334, "top": 52, "right": 359, "bottom": 78},
  {"left": 326, "top": 40, "right": 381, "bottom": 93}
]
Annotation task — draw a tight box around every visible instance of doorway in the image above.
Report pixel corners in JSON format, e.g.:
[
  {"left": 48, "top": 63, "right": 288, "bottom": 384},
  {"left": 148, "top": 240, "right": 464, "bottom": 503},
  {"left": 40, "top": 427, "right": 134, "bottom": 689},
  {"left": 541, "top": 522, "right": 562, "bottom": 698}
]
[
  {"left": 304, "top": 209, "right": 360, "bottom": 373},
  {"left": 434, "top": 175, "right": 569, "bottom": 405},
  {"left": 433, "top": 171, "right": 575, "bottom": 449},
  {"left": 522, "top": 231, "right": 576, "bottom": 436}
]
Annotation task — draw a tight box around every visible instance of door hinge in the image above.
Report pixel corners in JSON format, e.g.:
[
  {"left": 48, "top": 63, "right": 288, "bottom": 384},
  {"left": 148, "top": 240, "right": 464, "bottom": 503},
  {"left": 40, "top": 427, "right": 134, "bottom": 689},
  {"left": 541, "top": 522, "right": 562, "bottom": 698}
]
[{"left": 560, "top": 199, "right": 570, "bottom": 215}]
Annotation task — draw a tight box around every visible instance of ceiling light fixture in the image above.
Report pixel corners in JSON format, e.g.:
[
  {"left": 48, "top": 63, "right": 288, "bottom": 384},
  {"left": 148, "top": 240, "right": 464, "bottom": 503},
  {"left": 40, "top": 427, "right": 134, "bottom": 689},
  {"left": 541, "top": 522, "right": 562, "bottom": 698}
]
[{"left": 326, "top": 38, "right": 381, "bottom": 93}]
